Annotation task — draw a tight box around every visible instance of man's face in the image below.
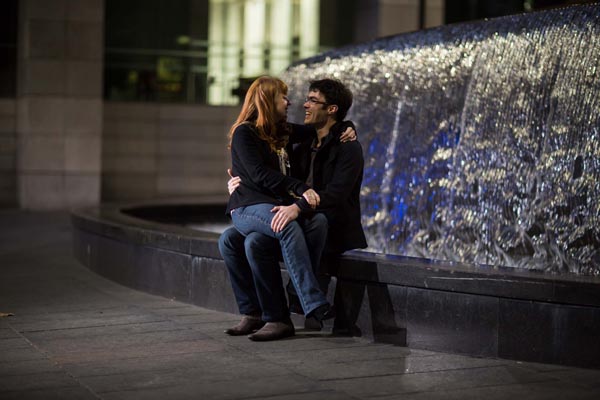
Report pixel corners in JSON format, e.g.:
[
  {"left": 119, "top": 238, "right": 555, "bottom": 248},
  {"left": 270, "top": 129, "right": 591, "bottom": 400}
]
[
  {"left": 303, "top": 89, "right": 330, "bottom": 127},
  {"left": 275, "top": 92, "right": 290, "bottom": 122}
]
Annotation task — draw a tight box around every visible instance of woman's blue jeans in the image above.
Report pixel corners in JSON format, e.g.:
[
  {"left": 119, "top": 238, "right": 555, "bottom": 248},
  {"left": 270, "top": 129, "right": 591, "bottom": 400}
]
[{"left": 231, "top": 203, "right": 328, "bottom": 315}]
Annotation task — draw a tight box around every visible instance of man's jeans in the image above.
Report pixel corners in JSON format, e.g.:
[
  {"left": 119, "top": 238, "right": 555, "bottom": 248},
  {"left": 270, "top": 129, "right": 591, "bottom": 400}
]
[
  {"left": 230, "top": 203, "right": 328, "bottom": 316},
  {"left": 219, "top": 227, "right": 287, "bottom": 322}
]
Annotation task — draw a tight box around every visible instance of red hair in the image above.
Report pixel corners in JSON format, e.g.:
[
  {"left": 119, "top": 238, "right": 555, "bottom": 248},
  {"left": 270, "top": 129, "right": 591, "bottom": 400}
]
[{"left": 229, "top": 76, "right": 289, "bottom": 152}]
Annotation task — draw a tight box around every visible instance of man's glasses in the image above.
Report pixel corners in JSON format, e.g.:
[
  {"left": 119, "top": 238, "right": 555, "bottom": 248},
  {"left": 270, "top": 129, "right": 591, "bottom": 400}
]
[{"left": 304, "top": 97, "right": 328, "bottom": 106}]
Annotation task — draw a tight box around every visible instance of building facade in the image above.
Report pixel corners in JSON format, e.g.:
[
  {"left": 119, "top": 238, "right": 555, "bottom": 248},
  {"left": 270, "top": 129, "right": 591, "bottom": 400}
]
[{"left": 11, "top": 0, "right": 577, "bottom": 209}]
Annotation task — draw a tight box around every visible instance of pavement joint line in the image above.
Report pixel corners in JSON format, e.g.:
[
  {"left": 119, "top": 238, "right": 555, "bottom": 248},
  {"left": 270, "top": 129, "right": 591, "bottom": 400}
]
[
  {"left": 216, "top": 341, "right": 381, "bottom": 355},
  {"left": 13, "top": 319, "right": 172, "bottom": 333},
  {"left": 164, "top": 317, "right": 240, "bottom": 323},
  {"left": 324, "top": 355, "right": 465, "bottom": 365},
  {"left": 237, "top": 389, "right": 356, "bottom": 400},
  {"left": 55, "top": 348, "right": 229, "bottom": 369},
  {"left": 316, "top": 364, "right": 562, "bottom": 382},
  {"left": 94, "top": 384, "right": 190, "bottom": 396},
  {"left": 20, "top": 324, "right": 192, "bottom": 334},
  {"left": 63, "top": 366, "right": 195, "bottom": 380},
  {"left": 25, "top": 326, "right": 195, "bottom": 337},
  {"left": 250, "top": 391, "right": 361, "bottom": 400},
  {"left": 161, "top": 312, "right": 225, "bottom": 317},
  {"left": 378, "top": 379, "right": 579, "bottom": 399},
  {"left": 4, "top": 306, "right": 147, "bottom": 318},
  {"left": 0, "top": 383, "right": 85, "bottom": 396},
  {"left": 177, "top": 319, "right": 247, "bottom": 326}
]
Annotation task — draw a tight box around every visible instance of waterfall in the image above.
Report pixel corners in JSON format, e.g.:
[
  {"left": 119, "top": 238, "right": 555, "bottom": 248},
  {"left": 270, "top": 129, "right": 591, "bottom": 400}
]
[{"left": 282, "top": 4, "right": 600, "bottom": 275}]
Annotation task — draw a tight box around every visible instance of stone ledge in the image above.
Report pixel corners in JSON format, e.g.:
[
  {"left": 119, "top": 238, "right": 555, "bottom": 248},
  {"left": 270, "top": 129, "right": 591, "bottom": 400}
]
[{"left": 71, "top": 201, "right": 600, "bottom": 369}]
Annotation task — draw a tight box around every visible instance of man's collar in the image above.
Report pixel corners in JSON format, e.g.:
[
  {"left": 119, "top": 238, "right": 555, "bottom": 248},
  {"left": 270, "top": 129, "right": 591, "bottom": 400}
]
[
  {"left": 329, "top": 121, "right": 345, "bottom": 137},
  {"left": 315, "top": 122, "right": 345, "bottom": 149}
]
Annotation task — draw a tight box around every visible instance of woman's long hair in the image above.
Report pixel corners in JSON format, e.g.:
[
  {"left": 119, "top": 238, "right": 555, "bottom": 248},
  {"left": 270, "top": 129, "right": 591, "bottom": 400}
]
[{"left": 228, "top": 76, "right": 289, "bottom": 152}]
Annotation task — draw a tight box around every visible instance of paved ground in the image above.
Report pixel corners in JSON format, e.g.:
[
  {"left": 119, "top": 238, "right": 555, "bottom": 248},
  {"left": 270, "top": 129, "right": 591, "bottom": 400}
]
[{"left": 1, "top": 210, "right": 600, "bottom": 400}]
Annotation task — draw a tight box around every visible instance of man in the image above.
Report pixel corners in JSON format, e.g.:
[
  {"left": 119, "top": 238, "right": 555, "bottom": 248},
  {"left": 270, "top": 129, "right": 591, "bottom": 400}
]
[{"left": 219, "top": 78, "right": 367, "bottom": 341}]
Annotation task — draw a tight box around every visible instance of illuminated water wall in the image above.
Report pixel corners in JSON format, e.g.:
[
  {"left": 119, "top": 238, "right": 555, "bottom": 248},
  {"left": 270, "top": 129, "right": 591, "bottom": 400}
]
[{"left": 282, "top": 4, "right": 600, "bottom": 275}]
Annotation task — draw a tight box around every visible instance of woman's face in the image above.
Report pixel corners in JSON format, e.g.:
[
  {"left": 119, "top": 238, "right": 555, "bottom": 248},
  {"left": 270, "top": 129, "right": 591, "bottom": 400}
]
[{"left": 275, "top": 91, "right": 290, "bottom": 122}]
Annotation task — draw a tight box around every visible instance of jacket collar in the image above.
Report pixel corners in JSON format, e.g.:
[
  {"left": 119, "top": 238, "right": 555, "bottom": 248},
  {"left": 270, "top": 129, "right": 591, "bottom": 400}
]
[{"left": 315, "top": 121, "right": 344, "bottom": 149}]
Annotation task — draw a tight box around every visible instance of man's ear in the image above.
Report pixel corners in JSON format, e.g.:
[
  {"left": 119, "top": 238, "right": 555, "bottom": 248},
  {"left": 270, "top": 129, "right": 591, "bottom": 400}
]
[{"left": 327, "top": 104, "right": 338, "bottom": 116}]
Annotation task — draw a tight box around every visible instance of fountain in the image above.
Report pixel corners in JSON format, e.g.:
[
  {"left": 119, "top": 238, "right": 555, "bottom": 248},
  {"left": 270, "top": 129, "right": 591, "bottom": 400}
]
[
  {"left": 282, "top": 3, "right": 600, "bottom": 275},
  {"left": 72, "top": 4, "right": 600, "bottom": 368}
]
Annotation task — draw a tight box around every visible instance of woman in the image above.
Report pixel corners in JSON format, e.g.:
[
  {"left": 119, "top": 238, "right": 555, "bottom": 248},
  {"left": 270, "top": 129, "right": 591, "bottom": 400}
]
[{"left": 223, "top": 76, "right": 333, "bottom": 341}]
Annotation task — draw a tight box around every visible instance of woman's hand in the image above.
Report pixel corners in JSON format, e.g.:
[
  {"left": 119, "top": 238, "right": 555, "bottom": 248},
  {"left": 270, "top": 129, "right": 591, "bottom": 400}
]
[
  {"left": 227, "top": 168, "right": 241, "bottom": 195},
  {"left": 340, "top": 127, "right": 357, "bottom": 142},
  {"left": 271, "top": 204, "right": 300, "bottom": 232},
  {"left": 302, "top": 189, "right": 320, "bottom": 208}
]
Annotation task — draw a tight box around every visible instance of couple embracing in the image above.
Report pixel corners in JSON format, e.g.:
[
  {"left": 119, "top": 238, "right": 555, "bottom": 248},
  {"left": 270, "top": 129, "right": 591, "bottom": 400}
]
[{"left": 219, "top": 76, "right": 366, "bottom": 341}]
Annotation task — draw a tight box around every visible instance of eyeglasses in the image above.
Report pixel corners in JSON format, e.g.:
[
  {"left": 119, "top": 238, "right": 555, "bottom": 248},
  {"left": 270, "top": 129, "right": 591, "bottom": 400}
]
[{"left": 304, "top": 97, "right": 328, "bottom": 106}]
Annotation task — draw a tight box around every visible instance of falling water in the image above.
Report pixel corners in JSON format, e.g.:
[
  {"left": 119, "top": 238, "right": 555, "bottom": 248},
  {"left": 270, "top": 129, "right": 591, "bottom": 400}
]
[
  {"left": 281, "top": 4, "right": 600, "bottom": 275},
  {"left": 375, "top": 100, "right": 403, "bottom": 252}
]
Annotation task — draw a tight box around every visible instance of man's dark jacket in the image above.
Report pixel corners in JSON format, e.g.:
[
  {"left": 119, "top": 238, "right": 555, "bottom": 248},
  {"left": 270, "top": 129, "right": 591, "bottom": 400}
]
[{"left": 290, "top": 122, "right": 367, "bottom": 254}]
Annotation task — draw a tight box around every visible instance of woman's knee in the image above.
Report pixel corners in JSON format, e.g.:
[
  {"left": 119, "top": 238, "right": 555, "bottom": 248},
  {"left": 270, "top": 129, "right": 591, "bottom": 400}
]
[{"left": 232, "top": 204, "right": 275, "bottom": 234}]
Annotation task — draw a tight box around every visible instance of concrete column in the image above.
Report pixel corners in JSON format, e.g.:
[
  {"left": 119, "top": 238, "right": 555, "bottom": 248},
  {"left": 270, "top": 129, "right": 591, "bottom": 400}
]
[
  {"left": 299, "top": 0, "right": 319, "bottom": 59},
  {"left": 269, "top": 0, "right": 292, "bottom": 75},
  {"left": 224, "top": 0, "right": 242, "bottom": 103},
  {"left": 208, "top": 0, "right": 243, "bottom": 105},
  {"left": 208, "top": 0, "right": 225, "bottom": 103},
  {"left": 16, "top": 0, "right": 104, "bottom": 210},
  {"left": 243, "top": 0, "right": 266, "bottom": 77},
  {"left": 0, "top": 100, "right": 17, "bottom": 207}
]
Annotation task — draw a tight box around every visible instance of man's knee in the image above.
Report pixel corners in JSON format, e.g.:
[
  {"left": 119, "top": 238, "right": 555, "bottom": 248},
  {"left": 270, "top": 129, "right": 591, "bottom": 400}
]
[
  {"left": 218, "top": 226, "right": 245, "bottom": 255},
  {"left": 306, "top": 213, "right": 328, "bottom": 236},
  {"left": 312, "top": 213, "right": 328, "bottom": 229}
]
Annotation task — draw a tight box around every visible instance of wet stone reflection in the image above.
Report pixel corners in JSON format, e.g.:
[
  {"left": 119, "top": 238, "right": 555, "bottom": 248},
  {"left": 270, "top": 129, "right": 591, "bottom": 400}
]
[{"left": 282, "top": 4, "right": 600, "bottom": 275}]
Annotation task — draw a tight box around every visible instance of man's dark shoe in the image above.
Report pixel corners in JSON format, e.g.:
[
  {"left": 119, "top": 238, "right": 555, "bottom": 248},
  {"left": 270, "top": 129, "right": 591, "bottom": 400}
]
[
  {"left": 308, "top": 303, "right": 336, "bottom": 323},
  {"left": 247, "top": 319, "right": 295, "bottom": 341},
  {"left": 304, "top": 315, "right": 323, "bottom": 331},
  {"left": 224, "top": 315, "right": 265, "bottom": 336}
]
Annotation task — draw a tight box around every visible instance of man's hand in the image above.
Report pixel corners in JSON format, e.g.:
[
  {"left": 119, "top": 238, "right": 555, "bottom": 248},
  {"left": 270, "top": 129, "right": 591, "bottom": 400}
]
[
  {"left": 271, "top": 204, "right": 300, "bottom": 232},
  {"left": 227, "top": 168, "right": 241, "bottom": 195},
  {"left": 340, "top": 126, "right": 357, "bottom": 143},
  {"left": 302, "top": 189, "right": 320, "bottom": 208}
]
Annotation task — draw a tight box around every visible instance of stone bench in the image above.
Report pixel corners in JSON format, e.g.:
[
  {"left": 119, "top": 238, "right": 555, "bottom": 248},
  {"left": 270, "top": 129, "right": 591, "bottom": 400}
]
[{"left": 71, "top": 201, "right": 600, "bottom": 369}]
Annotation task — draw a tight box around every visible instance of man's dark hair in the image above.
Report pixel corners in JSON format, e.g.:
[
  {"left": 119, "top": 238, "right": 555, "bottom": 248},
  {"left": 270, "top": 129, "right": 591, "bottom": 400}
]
[{"left": 308, "top": 78, "right": 353, "bottom": 121}]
